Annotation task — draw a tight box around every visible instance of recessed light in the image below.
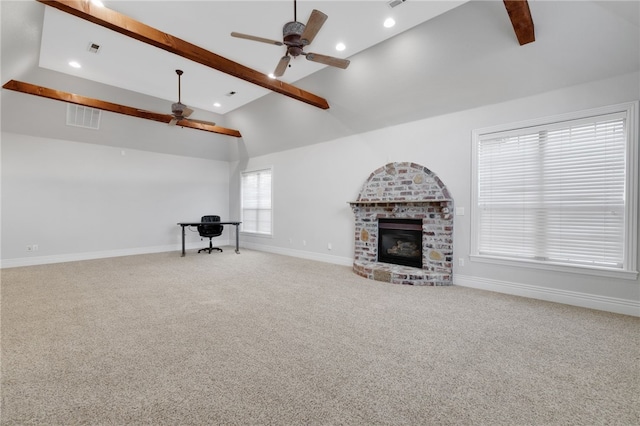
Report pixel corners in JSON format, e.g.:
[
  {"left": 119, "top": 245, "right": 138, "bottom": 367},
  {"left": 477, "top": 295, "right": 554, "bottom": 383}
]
[
  {"left": 268, "top": 73, "right": 276, "bottom": 79},
  {"left": 213, "top": 102, "right": 221, "bottom": 108},
  {"left": 335, "top": 42, "right": 346, "bottom": 52},
  {"left": 384, "top": 17, "right": 396, "bottom": 28},
  {"left": 68, "top": 61, "right": 81, "bottom": 68}
]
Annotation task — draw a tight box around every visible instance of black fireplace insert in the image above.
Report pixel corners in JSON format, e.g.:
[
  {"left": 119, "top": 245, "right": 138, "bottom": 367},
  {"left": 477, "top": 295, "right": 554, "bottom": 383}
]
[{"left": 377, "top": 218, "right": 423, "bottom": 268}]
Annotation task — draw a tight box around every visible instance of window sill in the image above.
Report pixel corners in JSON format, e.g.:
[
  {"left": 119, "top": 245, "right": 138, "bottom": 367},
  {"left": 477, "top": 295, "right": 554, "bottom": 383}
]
[{"left": 470, "top": 254, "right": 638, "bottom": 281}]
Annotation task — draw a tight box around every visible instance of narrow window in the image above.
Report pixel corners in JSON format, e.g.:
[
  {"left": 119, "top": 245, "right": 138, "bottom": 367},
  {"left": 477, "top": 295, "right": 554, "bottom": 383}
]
[{"left": 241, "top": 168, "right": 273, "bottom": 235}]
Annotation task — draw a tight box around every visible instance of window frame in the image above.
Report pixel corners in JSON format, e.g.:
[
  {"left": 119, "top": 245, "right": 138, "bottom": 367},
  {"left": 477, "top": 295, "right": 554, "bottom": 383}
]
[
  {"left": 470, "top": 102, "right": 638, "bottom": 280},
  {"left": 240, "top": 166, "right": 274, "bottom": 237}
]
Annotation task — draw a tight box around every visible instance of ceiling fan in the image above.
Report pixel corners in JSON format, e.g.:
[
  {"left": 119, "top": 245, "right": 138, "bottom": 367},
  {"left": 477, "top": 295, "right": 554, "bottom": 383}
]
[
  {"left": 231, "top": 0, "right": 350, "bottom": 77},
  {"left": 169, "top": 69, "right": 215, "bottom": 127}
]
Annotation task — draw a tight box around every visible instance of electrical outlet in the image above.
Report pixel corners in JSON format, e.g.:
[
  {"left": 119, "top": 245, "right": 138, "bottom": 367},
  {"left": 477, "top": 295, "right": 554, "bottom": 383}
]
[
  {"left": 302, "top": 240, "right": 307, "bottom": 246},
  {"left": 33, "top": 244, "right": 39, "bottom": 251},
  {"left": 328, "top": 243, "right": 332, "bottom": 250},
  {"left": 458, "top": 258, "right": 465, "bottom": 267}
]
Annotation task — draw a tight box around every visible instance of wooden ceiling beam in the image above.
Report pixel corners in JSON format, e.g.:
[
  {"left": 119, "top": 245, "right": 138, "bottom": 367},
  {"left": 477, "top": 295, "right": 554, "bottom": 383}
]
[
  {"left": 36, "top": 0, "right": 330, "bottom": 110},
  {"left": 503, "top": 0, "right": 535, "bottom": 45},
  {"left": 2, "top": 80, "right": 242, "bottom": 137}
]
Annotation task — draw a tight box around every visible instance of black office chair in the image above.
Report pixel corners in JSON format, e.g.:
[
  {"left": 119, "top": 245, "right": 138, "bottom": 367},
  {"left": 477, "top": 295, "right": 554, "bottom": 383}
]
[{"left": 197, "top": 215, "right": 224, "bottom": 254}]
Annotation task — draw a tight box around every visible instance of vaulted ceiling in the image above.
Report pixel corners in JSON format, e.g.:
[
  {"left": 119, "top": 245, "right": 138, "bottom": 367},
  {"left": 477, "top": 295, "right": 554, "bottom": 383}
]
[
  {"left": 36, "top": 0, "right": 468, "bottom": 114},
  {"left": 1, "top": 1, "right": 638, "bottom": 160}
]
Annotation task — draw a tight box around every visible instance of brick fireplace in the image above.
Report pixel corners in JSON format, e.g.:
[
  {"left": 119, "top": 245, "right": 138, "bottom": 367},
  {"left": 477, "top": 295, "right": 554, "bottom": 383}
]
[{"left": 350, "top": 162, "right": 453, "bottom": 285}]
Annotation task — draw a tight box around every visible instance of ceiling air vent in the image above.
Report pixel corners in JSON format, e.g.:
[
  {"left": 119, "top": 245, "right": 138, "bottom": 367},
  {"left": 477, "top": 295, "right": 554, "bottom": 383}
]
[
  {"left": 87, "top": 42, "right": 101, "bottom": 54},
  {"left": 387, "top": 0, "right": 406, "bottom": 8},
  {"left": 66, "top": 104, "right": 101, "bottom": 130}
]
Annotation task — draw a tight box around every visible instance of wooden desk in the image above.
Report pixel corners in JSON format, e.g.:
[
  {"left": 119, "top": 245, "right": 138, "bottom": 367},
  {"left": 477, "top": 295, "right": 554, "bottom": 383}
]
[{"left": 177, "top": 221, "right": 241, "bottom": 256}]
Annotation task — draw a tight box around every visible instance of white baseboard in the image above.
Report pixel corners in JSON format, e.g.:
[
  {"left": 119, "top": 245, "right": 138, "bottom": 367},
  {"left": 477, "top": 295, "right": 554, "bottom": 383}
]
[
  {"left": 454, "top": 274, "right": 640, "bottom": 317},
  {"left": 0, "top": 239, "right": 231, "bottom": 268},
  {"left": 240, "top": 242, "right": 353, "bottom": 267}
]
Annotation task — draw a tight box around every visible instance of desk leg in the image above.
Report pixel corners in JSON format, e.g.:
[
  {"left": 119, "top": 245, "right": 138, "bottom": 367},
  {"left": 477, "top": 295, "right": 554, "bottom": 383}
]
[
  {"left": 235, "top": 224, "right": 240, "bottom": 254},
  {"left": 181, "top": 225, "right": 186, "bottom": 257}
]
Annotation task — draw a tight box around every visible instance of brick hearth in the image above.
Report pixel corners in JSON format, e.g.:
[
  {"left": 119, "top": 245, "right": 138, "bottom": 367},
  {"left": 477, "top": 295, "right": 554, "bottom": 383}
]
[{"left": 350, "top": 162, "right": 453, "bottom": 286}]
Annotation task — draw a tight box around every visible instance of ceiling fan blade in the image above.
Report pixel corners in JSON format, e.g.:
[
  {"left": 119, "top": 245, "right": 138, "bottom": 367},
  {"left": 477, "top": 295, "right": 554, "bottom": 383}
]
[
  {"left": 274, "top": 55, "right": 291, "bottom": 77},
  {"left": 169, "top": 118, "right": 178, "bottom": 126},
  {"left": 304, "top": 52, "right": 350, "bottom": 69},
  {"left": 301, "top": 9, "right": 327, "bottom": 45},
  {"left": 231, "top": 32, "right": 283, "bottom": 46},
  {"left": 188, "top": 118, "right": 217, "bottom": 126},
  {"left": 182, "top": 107, "right": 194, "bottom": 118}
]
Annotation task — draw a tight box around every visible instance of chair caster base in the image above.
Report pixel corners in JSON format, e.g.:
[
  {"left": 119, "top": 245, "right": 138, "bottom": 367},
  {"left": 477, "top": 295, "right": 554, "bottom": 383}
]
[{"left": 198, "top": 247, "right": 223, "bottom": 254}]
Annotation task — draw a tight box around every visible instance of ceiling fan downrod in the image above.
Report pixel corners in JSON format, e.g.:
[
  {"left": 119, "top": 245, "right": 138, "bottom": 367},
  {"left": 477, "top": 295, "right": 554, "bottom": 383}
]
[{"left": 176, "top": 69, "right": 183, "bottom": 103}]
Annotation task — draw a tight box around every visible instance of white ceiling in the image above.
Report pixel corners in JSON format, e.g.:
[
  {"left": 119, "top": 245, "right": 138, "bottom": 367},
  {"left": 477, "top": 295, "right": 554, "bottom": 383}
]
[
  {"left": 2, "top": 0, "right": 638, "bottom": 161},
  {"left": 38, "top": 0, "right": 467, "bottom": 116}
]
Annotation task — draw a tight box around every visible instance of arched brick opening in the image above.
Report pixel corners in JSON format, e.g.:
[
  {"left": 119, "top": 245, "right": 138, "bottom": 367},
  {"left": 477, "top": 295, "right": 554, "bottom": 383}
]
[{"left": 350, "top": 162, "right": 453, "bottom": 285}]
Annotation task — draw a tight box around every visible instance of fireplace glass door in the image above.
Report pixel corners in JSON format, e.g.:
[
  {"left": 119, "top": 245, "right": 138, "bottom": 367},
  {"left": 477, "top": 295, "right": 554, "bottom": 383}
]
[{"left": 377, "top": 218, "right": 423, "bottom": 268}]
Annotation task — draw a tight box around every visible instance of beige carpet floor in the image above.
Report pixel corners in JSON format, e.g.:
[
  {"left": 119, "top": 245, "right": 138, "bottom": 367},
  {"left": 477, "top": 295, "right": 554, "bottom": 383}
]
[{"left": 1, "top": 248, "right": 639, "bottom": 425}]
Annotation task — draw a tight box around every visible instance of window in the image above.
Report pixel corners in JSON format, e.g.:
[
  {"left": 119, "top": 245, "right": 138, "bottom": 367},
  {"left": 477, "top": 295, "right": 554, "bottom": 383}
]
[
  {"left": 241, "top": 168, "right": 272, "bottom": 235},
  {"left": 471, "top": 102, "right": 638, "bottom": 279}
]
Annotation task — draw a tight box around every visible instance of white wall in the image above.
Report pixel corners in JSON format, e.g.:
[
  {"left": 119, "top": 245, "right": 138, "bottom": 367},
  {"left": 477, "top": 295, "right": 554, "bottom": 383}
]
[
  {"left": 1, "top": 132, "right": 230, "bottom": 267},
  {"left": 231, "top": 72, "right": 640, "bottom": 316}
]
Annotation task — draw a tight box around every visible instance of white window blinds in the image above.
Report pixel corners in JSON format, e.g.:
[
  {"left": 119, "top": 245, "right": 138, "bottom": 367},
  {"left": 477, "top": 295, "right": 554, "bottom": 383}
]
[
  {"left": 241, "top": 168, "right": 272, "bottom": 235},
  {"left": 476, "top": 111, "right": 628, "bottom": 269}
]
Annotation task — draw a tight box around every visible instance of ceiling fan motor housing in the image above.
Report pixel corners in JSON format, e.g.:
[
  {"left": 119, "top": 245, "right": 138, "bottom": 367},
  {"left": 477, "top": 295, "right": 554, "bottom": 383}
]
[
  {"left": 172, "top": 101, "right": 187, "bottom": 117},
  {"left": 283, "top": 21, "right": 305, "bottom": 56}
]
